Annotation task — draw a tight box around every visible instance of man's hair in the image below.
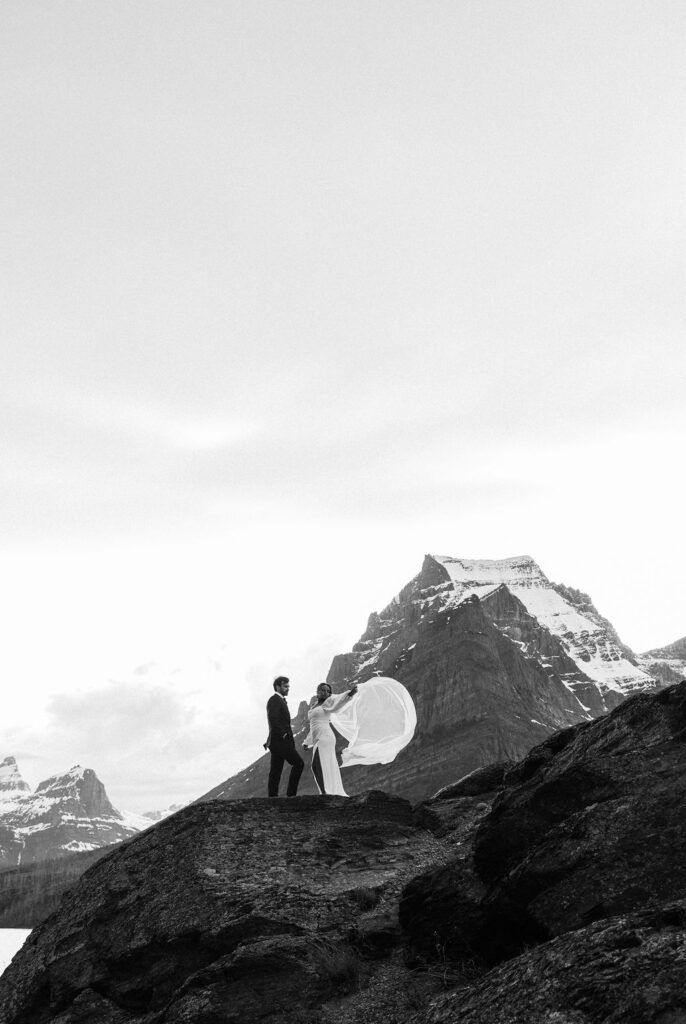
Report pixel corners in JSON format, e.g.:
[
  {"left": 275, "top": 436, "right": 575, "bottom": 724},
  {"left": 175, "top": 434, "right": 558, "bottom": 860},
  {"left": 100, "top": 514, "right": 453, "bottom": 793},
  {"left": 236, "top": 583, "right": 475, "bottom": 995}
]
[{"left": 273, "top": 676, "right": 289, "bottom": 690}]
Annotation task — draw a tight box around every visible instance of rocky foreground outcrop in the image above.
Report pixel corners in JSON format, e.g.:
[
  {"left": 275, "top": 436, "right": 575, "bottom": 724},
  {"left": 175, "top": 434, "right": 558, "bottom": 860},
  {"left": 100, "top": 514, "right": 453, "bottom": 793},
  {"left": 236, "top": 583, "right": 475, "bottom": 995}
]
[
  {"left": 0, "top": 791, "right": 451, "bottom": 1023},
  {"left": 2, "top": 681, "right": 685, "bottom": 1024}
]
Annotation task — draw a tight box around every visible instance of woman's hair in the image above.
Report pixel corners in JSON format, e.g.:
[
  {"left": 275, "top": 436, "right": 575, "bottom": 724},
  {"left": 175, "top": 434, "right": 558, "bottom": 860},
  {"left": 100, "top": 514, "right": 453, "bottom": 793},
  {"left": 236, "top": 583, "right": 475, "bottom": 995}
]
[{"left": 317, "top": 682, "right": 332, "bottom": 696}]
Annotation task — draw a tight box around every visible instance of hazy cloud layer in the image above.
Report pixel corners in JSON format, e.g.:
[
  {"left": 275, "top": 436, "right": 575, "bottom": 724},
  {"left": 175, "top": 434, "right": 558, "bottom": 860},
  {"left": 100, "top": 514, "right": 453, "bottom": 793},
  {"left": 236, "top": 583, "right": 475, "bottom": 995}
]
[{"left": 9, "top": 678, "right": 243, "bottom": 812}]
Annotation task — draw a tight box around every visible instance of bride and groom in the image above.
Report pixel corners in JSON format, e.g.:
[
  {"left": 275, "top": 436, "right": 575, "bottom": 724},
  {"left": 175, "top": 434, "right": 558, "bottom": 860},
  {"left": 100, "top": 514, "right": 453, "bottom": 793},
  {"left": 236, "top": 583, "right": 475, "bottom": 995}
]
[{"left": 265, "top": 674, "right": 416, "bottom": 798}]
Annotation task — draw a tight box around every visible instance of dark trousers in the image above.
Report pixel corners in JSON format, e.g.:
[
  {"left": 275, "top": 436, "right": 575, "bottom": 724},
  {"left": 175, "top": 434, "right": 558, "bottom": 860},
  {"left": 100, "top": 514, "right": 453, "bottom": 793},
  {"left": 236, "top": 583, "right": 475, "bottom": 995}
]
[{"left": 268, "top": 741, "right": 304, "bottom": 797}]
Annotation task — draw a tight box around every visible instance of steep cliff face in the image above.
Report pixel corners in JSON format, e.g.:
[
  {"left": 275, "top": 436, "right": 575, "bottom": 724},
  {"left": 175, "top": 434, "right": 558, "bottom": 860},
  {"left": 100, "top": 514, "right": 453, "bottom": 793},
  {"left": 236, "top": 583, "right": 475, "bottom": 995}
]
[
  {"left": 331, "top": 554, "right": 652, "bottom": 706},
  {"left": 404, "top": 680, "right": 686, "bottom": 1024},
  {"left": 211, "top": 554, "right": 658, "bottom": 803},
  {"left": 0, "top": 763, "right": 148, "bottom": 868},
  {"left": 2, "top": 682, "right": 686, "bottom": 1024}
]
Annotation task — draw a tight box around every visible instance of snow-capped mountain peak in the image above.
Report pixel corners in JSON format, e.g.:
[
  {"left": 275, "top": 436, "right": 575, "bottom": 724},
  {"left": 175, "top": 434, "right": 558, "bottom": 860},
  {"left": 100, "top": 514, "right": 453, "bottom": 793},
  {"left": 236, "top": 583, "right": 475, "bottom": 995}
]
[
  {"left": 433, "top": 554, "right": 543, "bottom": 587},
  {"left": 0, "top": 756, "right": 30, "bottom": 797},
  {"left": 426, "top": 554, "right": 651, "bottom": 697},
  {"left": 0, "top": 758, "right": 150, "bottom": 867},
  {"left": 0, "top": 756, "right": 31, "bottom": 818},
  {"left": 31, "top": 765, "right": 120, "bottom": 820}
]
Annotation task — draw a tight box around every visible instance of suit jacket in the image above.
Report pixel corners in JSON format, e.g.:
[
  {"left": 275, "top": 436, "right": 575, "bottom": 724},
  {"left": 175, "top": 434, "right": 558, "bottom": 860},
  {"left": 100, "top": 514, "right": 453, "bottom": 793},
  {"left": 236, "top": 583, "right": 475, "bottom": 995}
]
[{"left": 265, "top": 693, "right": 293, "bottom": 750}]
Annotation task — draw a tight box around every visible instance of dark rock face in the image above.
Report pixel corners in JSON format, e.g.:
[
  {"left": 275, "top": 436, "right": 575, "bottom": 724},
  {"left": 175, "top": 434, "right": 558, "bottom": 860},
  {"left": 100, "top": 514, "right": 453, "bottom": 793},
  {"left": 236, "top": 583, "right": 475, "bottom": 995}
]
[
  {"left": 431, "top": 761, "right": 514, "bottom": 800},
  {"left": 211, "top": 553, "right": 660, "bottom": 805},
  {"left": 423, "top": 903, "right": 686, "bottom": 1024},
  {"left": 472, "top": 682, "right": 686, "bottom": 945},
  {"left": 401, "top": 680, "right": 686, "bottom": 979},
  {"left": 0, "top": 791, "right": 442, "bottom": 1023}
]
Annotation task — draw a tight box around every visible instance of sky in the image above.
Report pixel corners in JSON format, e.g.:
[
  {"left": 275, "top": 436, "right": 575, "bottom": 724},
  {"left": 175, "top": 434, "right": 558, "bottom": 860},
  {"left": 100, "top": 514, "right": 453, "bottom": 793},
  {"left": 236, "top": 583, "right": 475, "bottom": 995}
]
[{"left": 1, "top": 1, "right": 685, "bottom": 812}]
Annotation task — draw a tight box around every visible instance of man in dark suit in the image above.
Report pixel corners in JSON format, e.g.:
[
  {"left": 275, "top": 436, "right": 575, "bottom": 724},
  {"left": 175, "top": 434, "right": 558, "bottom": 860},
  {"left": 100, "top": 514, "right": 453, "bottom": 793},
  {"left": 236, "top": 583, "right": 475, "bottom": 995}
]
[{"left": 265, "top": 675, "right": 304, "bottom": 797}]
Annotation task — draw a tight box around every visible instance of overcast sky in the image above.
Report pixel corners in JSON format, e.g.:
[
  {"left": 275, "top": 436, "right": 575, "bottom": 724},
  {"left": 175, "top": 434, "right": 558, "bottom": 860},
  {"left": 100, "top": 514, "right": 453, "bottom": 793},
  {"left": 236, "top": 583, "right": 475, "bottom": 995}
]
[{"left": 1, "top": 1, "right": 684, "bottom": 812}]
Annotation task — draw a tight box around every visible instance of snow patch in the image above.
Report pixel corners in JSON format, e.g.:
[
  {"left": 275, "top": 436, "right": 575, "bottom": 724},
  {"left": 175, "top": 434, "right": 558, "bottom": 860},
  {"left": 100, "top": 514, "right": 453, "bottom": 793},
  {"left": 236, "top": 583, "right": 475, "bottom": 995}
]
[{"left": 433, "top": 555, "right": 651, "bottom": 695}]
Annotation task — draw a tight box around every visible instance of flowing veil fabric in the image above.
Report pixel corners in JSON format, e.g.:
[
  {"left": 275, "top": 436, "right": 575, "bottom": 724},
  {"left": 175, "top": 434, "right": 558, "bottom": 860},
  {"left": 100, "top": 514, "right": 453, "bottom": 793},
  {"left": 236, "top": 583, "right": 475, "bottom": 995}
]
[{"left": 330, "top": 676, "right": 416, "bottom": 768}]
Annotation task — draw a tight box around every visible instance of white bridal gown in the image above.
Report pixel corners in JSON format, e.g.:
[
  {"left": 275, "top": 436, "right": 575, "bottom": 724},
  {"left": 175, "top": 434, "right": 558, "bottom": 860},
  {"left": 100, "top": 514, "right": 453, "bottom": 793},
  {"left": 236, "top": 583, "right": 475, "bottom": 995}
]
[
  {"left": 306, "top": 689, "right": 355, "bottom": 796},
  {"left": 304, "top": 677, "right": 416, "bottom": 797}
]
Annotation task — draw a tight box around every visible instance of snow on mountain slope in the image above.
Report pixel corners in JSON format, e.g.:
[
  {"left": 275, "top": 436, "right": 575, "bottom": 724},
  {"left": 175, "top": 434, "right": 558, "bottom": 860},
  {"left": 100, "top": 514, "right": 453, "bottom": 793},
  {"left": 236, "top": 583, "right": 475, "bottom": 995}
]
[
  {"left": 432, "top": 555, "right": 651, "bottom": 696},
  {"left": 0, "top": 761, "right": 150, "bottom": 867},
  {"left": 0, "top": 758, "right": 31, "bottom": 816}
]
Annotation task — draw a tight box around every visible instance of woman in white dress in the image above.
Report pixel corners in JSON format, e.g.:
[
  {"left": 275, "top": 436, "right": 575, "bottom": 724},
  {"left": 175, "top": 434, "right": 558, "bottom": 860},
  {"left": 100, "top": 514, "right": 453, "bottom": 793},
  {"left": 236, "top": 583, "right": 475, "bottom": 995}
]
[{"left": 304, "top": 682, "right": 358, "bottom": 796}]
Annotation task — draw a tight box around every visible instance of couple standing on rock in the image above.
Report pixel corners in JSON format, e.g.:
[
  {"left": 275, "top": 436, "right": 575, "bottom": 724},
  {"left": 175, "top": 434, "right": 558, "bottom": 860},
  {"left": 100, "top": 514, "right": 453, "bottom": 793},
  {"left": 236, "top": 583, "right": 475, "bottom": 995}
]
[
  {"left": 265, "top": 673, "right": 417, "bottom": 799},
  {"left": 265, "top": 675, "right": 359, "bottom": 798}
]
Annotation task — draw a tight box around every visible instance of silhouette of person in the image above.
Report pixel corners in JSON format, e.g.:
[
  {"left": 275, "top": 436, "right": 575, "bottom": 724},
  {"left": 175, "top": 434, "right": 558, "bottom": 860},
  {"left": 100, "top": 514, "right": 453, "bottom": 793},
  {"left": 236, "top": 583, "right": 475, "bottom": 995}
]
[{"left": 264, "top": 676, "right": 304, "bottom": 797}]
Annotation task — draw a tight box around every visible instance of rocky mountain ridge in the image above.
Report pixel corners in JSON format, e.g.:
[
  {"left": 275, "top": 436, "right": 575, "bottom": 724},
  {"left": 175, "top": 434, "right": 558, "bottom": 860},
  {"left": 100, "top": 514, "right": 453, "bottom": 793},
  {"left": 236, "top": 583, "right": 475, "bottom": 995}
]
[
  {"left": 0, "top": 758, "right": 148, "bottom": 869},
  {"left": 2, "top": 680, "right": 685, "bottom": 1024},
  {"left": 211, "top": 553, "right": 662, "bottom": 803},
  {"left": 638, "top": 634, "right": 686, "bottom": 687},
  {"left": 0, "top": 759, "right": 30, "bottom": 800},
  {"left": 336, "top": 554, "right": 651, "bottom": 704},
  {"left": 141, "top": 804, "right": 184, "bottom": 824}
]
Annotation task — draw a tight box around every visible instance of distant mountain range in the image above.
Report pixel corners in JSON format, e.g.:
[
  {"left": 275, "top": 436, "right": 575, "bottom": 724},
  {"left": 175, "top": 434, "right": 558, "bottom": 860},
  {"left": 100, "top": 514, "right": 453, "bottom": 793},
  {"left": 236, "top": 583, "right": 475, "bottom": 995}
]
[
  {"left": 0, "top": 757, "right": 149, "bottom": 869},
  {"left": 0, "top": 763, "right": 185, "bottom": 926},
  {"left": 638, "top": 635, "right": 686, "bottom": 685},
  {"left": 206, "top": 553, "right": 684, "bottom": 803}
]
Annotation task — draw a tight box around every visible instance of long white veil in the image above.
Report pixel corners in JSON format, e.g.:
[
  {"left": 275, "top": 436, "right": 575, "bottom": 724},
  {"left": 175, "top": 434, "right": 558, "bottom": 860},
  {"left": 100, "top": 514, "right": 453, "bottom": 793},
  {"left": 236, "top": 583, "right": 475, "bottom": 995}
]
[{"left": 329, "top": 676, "right": 416, "bottom": 768}]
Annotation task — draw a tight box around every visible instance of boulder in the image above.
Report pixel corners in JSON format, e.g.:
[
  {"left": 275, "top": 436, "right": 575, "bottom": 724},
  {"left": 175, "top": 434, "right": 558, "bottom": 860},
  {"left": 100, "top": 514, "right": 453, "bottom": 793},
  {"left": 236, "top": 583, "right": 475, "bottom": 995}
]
[
  {"left": 421, "top": 902, "right": 686, "bottom": 1024},
  {"left": 401, "top": 681, "right": 686, "bottom": 968},
  {"left": 0, "top": 791, "right": 441, "bottom": 1023}
]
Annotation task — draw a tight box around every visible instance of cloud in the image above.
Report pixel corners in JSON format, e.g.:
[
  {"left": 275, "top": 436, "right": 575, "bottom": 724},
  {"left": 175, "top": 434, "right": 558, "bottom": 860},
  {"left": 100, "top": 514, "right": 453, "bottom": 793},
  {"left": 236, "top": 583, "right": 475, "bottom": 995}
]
[
  {"left": 68, "top": 392, "right": 255, "bottom": 453},
  {"left": 4, "top": 678, "right": 257, "bottom": 813}
]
